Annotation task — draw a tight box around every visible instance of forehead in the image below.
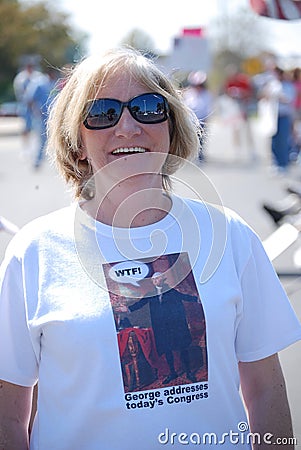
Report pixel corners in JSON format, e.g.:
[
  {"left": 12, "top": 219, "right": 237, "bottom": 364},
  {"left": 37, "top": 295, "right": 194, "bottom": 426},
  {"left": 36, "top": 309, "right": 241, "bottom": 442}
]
[
  {"left": 153, "top": 275, "right": 163, "bottom": 281},
  {"left": 95, "top": 70, "right": 151, "bottom": 101}
]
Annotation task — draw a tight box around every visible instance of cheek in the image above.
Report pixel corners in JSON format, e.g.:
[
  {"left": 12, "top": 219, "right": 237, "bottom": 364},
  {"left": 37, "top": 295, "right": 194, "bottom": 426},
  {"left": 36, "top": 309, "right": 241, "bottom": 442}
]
[
  {"left": 80, "top": 129, "right": 107, "bottom": 163},
  {"left": 162, "top": 133, "right": 170, "bottom": 152},
  {"left": 154, "top": 122, "right": 170, "bottom": 152}
]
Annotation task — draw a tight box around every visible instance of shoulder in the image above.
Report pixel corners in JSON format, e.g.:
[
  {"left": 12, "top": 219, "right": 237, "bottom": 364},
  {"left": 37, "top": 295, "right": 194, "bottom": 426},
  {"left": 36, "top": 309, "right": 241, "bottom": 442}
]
[
  {"left": 180, "top": 196, "right": 253, "bottom": 232},
  {"left": 180, "top": 196, "right": 258, "bottom": 257},
  {"left": 4, "top": 205, "right": 76, "bottom": 261}
]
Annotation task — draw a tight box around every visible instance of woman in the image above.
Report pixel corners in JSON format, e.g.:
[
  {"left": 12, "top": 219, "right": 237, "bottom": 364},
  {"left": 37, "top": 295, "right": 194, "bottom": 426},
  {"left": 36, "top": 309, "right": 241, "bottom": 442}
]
[
  {"left": 0, "top": 47, "right": 300, "bottom": 449},
  {"left": 271, "top": 67, "right": 296, "bottom": 171}
]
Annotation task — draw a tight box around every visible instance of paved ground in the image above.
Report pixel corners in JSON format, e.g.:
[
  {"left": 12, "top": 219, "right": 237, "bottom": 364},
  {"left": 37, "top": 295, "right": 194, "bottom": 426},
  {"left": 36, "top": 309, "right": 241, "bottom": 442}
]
[{"left": 0, "top": 116, "right": 300, "bottom": 445}]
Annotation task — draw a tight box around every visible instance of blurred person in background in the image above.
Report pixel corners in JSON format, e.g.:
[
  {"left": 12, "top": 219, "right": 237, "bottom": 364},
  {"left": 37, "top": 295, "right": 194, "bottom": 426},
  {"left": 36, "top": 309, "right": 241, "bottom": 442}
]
[
  {"left": 290, "top": 67, "right": 301, "bottom": 162},
  {"left": 255, "top": 61, "right": 296, "bottom": 172},
  {"left": 183, "top": 70, "right": 214, "bottom": 161},
  {"left": 224, "top": 66, "right": 257, "bottom": 163},
  {"left": 25, "top": 68, "right": 59, "bottom": 169},
  {"left": 13, "top": 61, "right": 43, "bottom": 140},
  {"left": 292, "top": 67, "right": 301, "bottom": 119},
  {"left": 270, "top": 67, "right": 296, "bottom": 173}
]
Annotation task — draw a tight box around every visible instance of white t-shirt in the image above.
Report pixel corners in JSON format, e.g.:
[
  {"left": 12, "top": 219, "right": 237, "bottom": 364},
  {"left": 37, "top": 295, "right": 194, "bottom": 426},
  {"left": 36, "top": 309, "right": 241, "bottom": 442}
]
[{"left": 0, "top": 196, "right": 300, "bottom": 449}]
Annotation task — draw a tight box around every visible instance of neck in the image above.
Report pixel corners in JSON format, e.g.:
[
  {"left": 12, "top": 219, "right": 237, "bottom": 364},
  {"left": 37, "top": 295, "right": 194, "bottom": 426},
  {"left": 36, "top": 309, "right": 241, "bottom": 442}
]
[{"left": 82, "top": 175, "right": 172, "bottom": 227}]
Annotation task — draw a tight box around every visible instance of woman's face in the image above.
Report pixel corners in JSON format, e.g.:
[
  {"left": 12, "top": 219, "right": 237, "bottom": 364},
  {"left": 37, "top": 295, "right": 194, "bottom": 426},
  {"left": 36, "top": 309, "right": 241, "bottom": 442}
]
[{"left": 80, "top": 70, "right": 170, "bottom": 185}]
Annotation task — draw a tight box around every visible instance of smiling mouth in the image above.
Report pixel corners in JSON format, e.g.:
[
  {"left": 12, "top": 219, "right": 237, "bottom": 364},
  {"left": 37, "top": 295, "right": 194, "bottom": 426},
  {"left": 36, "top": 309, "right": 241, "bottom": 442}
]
[{"left": 111, "top": 147, "right": 148, "bottom": 155}]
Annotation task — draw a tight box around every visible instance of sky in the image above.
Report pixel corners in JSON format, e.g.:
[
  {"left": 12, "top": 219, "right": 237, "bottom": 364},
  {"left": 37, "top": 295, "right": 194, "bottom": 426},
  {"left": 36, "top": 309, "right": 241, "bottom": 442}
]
[
  {"left": 56, "top": 0, "right": 247, "bottom": 56},
  {"left": 21, "top": 0, "right": 301, "bottom": 61}
]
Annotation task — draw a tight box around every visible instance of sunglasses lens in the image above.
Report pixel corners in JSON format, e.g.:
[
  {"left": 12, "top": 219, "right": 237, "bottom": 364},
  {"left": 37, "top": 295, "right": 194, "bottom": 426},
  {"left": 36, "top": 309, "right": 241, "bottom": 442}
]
[
  {"left": 130, "top": 94, "right": 168, "bottom": 124},
  {"left": 84, "top": 99, "right": 122, "bottom": 129},
  {"left": 83, "top": 93, "right": 169, "bottom": 129}
]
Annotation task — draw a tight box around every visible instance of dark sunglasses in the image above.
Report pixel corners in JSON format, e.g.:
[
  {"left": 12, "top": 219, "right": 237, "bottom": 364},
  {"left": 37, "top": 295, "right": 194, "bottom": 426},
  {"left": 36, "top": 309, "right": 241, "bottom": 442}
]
[{"left": 83, "top": 92, "right": 169, "bottom": 130}]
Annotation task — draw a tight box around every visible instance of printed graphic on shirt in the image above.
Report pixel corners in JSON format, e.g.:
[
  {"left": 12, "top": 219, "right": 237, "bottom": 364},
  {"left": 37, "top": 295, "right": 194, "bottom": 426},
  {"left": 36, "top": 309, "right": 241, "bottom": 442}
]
[{"left": 103, "top": 252, "right": 208, "bottom": 403}]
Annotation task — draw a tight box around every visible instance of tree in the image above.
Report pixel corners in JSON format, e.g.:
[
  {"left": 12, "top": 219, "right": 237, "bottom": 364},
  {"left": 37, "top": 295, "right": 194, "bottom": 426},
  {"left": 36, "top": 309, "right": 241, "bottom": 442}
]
[
  {"left": 0, "top": 0, "right": 88, "bottom": 101},
  {"left": 207, "top": 6, "right": 267, "bottom": 92},
  {"left": 120, "top": 28, "right": 158, "bottom": 58},
  {"left": 209, "top": 5, "right": 266, "bottom": 59}
]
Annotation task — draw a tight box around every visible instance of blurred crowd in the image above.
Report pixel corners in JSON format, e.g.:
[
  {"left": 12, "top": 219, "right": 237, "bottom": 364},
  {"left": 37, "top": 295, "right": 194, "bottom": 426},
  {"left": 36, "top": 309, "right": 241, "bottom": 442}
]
[
  {"left": 10, "top": 55, "right": 301, "bottom": 175},
  {"left": 182, "top": 58, "right": 301, "bottom": 172}
]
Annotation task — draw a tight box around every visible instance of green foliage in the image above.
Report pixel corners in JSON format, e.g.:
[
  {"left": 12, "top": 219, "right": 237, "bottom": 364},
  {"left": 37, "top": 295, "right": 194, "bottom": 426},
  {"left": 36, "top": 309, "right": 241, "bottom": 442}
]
[
  {"left": 0, "top": 0, "right": 88, "bottom": 101},
  {"left": 121, "top": 28, "right": 157, "bottom": 55}
]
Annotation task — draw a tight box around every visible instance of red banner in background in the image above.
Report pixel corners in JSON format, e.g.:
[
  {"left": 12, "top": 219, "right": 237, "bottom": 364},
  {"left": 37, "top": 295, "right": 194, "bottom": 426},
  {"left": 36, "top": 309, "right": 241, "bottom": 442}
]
[
  {"left": 250, "top": 0, "right": 301, "bottom": 20},
  {"left": 181, "top": 28, "right": 204, "bottom": 37}
]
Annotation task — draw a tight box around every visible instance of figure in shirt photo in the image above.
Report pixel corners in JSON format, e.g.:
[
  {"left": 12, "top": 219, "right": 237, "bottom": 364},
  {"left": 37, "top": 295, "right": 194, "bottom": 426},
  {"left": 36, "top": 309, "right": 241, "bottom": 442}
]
[{"left": 126, "top": 272, "right": 200, "bottom": 385}]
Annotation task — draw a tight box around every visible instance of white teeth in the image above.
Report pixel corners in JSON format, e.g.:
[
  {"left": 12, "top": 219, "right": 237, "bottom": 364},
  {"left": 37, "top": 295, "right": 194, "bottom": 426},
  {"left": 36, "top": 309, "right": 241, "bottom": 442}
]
[{"left": 112, "top": 147, "right": 146, "bottom": 155}]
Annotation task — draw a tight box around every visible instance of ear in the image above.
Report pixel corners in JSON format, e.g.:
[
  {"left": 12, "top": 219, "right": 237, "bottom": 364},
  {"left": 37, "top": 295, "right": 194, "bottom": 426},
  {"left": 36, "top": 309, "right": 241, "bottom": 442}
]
[
  {"left": 78, "top": 131, "right": 87, "bottom": 160},
  {"left": 78, "top": 140, "right": 87, "bottom": 160},
  {"left": 78, "top": 150, "right": 87, "bottom": 161}
]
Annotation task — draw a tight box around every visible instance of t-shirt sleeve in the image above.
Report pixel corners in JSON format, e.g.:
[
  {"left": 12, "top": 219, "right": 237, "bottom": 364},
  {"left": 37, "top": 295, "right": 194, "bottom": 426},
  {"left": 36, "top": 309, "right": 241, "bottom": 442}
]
[
  {"left": 235, "top": 230, "right": 301, "bottom": 362},
  {"left": 0, "top": 250, "right": 39, "bottom": 386}
]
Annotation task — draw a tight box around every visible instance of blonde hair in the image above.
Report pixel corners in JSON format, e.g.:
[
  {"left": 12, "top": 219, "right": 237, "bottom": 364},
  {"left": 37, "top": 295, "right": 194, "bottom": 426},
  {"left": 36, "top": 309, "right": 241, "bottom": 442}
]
[{"left": 47, "top": 47, "right": 200, "bottom": 197}]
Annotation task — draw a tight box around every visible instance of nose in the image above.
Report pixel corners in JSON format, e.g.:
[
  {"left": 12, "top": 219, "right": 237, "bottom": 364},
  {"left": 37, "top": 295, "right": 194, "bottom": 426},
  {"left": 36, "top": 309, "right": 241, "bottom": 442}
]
[{"left": 114, "top": 107, "right": 142, "bottom": 138}]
